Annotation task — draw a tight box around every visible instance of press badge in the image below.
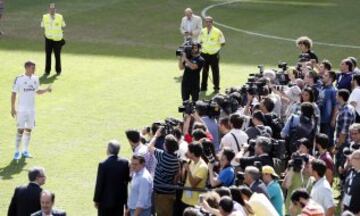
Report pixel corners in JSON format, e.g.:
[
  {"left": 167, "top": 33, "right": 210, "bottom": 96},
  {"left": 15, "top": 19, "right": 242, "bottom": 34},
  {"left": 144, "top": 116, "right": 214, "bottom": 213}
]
[
  {"left": 343, "top": 193, "right": 351, "bottom": 206},
  {"left": 185, "top": 190, "right": 192, "bottom": 197}
]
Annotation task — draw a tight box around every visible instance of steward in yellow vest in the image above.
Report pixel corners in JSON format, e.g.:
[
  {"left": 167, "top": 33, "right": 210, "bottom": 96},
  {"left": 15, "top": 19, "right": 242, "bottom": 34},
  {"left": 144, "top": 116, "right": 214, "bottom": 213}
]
[
  {"left": 199, "top": 16, "right": 225, "bottom": 92},
  {"left": 41, "top": 3, "right": 66, "bottom": 76}
]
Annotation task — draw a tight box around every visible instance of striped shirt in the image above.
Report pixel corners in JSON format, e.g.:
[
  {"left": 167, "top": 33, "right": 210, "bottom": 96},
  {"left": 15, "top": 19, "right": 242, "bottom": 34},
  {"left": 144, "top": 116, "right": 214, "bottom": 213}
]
[
  {"left": 335, "top": 103, "right": 355, "bottom": 144},
  {"left": 153, "top": 149, "right": 179, "bottom": 194},
  {"left": 301, "top": 200, "right": 325, "bottom": 216}
]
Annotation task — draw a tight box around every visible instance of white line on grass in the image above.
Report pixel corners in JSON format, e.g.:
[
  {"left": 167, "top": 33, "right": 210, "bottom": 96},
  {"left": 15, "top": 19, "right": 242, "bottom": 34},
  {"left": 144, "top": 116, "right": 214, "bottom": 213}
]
[{"left": 201, "top": 0, "right": 360, "bottom": 49}]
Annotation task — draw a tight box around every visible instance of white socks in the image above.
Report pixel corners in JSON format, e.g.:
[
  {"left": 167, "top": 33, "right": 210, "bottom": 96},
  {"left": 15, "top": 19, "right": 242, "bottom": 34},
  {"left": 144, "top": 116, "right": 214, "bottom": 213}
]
[
  {"left": 15, "top": 132, "right": 22, "bottom": 153},
  {"left": 23, "top": 132, "right": 31, "bottom": 152}
]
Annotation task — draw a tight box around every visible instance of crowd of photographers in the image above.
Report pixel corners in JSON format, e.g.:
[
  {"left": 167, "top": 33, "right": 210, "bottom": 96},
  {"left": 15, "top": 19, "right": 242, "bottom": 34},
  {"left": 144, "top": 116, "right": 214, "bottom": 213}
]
[{"left": 122, "top": 36, "right": 360, "bottom": 216}]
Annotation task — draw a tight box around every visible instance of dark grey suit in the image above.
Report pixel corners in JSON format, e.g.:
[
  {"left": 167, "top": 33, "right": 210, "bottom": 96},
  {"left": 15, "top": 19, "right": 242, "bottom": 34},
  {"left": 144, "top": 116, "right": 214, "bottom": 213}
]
[{"left": 8, "top": 183, "right": 42, "bottom": 216}]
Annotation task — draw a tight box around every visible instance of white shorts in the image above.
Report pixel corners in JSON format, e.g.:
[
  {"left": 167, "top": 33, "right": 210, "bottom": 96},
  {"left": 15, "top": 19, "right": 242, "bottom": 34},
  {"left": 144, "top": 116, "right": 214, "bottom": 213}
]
[{"left": 16, "top": 111, "right": 35, "bottom": 129}]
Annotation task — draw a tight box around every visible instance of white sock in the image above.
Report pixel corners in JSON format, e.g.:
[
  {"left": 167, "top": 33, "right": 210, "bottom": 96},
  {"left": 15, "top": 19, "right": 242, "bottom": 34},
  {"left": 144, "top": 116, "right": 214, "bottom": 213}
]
[
  {"left": 15, "top": 132, "right": 22, "bottom": 152},
  {"left": 23, "top": 132, "right": 31, "bottom": 152}
]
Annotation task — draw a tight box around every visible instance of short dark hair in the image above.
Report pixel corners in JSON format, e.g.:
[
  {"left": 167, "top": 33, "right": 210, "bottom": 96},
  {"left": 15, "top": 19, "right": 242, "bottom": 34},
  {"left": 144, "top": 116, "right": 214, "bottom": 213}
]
[
  {"left": 328, "top": 71, "right": 337, "bottom": 82},
  {"left": 256, "top": 136, "right": 271, "bottom": 154},
  {"left": 311, "top": 159, "right": 327, "bottom": 177},
  {"left": 188, "top": 143, "right": 203, "bottom": 157},
  {"left": 353, "top": 74, "right": 360, "bottom": 86},
  {"left": 222, "top": 148, "right": 235, "bottom": 162},
  {"left": 321, "top": 59, "right": 332, "bottom": 71},
  {"left": 261, "top": 97, "right": 275, "bottom": 112},
  {"left": 132, "top": 155, "right": 145, "bottom": 164},
  {"left": 24, "top": 61, "right": 35, "bottom": 68},
  {"left": 28, "top": 167, "right": 44, "bottom": 182},
  {"left": 229, "top": 186, "right": 245, "bottom": 206},
  {"left": 164, "top": 134, "right": 179, "bottom": 154},
  {"left": 300, "top": 102, "right": 314, "bottom": 118},
  {"left": 215, "top": 187, "right": 231, "bottom": 197},
  {"left": 337, "top": 89, "right": 350, "bottom": 102},
  {"left": 219, "top": 196, "right": 234, "bottom": 213},
  {"left": 252, "top": 110, "right": 266, "bottom": 123},
  {"left": 172, "top": 128, "right": 183, "bottom": 140},
  {"left": 297, "top": 138, "right": 312, "bottom": 150},
  {"left": 291, "top": 188, "right": 310, "bottom": 203},
  {"left": 125, "top": 129, "right": 141, "bottom": 143},
  {"left": 192, "top": 129, "right": 207, "bottom": 141},
  {"left": 219, "top": 117, "right": 231, "bottom": 130},
  {"left": 315, "top": 133, "right": 329, "bottom": 150},
  {"left": 230, "top": 114, "right": 244, "bottom": 129},
  {"left": 238, "top": 185, "right": 253, "bottom": 199},
  {"left": 307, "top": 70, "right": 319, "bottom": 82}
]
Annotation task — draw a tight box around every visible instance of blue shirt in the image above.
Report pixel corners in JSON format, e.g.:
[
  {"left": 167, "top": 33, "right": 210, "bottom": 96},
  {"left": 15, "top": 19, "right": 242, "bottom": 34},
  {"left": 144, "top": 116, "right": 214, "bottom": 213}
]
[
  {"left": 335, "top": 103, "right": 355, "bottom": 145},
  {"left": 281, "top": 114, "right": 300, "bottom": 137},
  {"left": 128, "top": 168, "right": 153, "bottom": 210},
  {"left": 202, "top": 116, "right": 220, "bottom": 151},
  {"left": 336, "top": 72, "right": 353, "bottom": 91},
  {"left": 266, "top": 180, "right": 284, "bottom": 216},
  {"left": 318, "top": 84, "right": 337, "bottom": 124},
  {"left": 218, "top": 166, "right": 235, "bottom": 186}
]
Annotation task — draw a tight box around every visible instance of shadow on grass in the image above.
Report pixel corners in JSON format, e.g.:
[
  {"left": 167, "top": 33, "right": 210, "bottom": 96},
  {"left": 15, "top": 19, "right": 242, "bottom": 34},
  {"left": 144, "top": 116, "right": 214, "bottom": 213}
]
[
  {"left": 39, "top": 74, "right": 58, "bottom": 85},
  {"left": 200, "top": 91, "right": 218, "bottom": 100},
  {"left": 0, "top": 158, "right": 27, "bottom": 180},
  {"left": 173, "top": 75, "right": 183, "bottom": 83}
]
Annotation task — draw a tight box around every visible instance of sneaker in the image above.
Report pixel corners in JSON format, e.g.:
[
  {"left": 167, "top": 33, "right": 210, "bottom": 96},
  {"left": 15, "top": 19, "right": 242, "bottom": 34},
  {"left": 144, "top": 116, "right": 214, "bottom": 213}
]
[
  {"left": 13, "top": 152, "right": 21, "bottom": 160},
  {"left": 22, "top": 151, "right": 32, "bottom": 158}
]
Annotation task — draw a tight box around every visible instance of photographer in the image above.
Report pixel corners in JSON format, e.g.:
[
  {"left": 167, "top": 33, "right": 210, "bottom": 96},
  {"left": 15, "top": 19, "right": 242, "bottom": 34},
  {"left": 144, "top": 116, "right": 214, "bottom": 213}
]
[
  {"left": 237, "top": 136, "right": 274, "bottom": 170},
  {"left": 208, "top": 147, "right": 235, "bottom": 188},
  {"left": 245, "top": 110, "right": 272, "bottom": 140},
  {"left": 220, "top": 114, "right": 248, "bottom": 159},
  {"left": 148, "top": 129, "right": 180, "bottom": 216},
  {"left": 178, "top": 42, "right": 205, "bottom": 102},
  {"left": 260, "top": 97, "right": 283, "bottom": 139},
  {"left": 183, "top": 113, "right": 213, "bottom": 144},
  {"left": 179, "top": 143, "right": 209, "bottom": 215},
  {"left": 336, "top": 58, "right": 353, "bottom": 92}
]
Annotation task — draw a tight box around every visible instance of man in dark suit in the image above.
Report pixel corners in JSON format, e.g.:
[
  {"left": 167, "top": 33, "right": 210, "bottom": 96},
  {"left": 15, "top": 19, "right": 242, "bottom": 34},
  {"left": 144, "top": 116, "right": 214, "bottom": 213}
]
[
  {"left": 8, "top": 166, "right": 46, "bottom": 216},
  {"left": 243, "top": 166, "right": 269, "bottom": 199},
  {"left": 31, "top": 190, "right": 66, "bottom": 216},
  {"left": 93, "top": 140, "right": 130, "bottom": 216}
]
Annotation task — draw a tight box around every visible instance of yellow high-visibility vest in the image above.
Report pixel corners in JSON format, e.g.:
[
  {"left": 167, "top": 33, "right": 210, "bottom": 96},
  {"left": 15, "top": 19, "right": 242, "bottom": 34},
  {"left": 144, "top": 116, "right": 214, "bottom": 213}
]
[
  {"left": 199, "top": 26, "right": 225, "bottom": 55},
  {"left": 41, "top": 13, "right": 66, "bottom": 41}
]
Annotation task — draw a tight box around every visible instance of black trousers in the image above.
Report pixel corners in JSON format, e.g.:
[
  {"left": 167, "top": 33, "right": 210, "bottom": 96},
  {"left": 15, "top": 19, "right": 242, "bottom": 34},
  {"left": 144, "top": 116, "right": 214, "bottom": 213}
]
[
  {"left": 181, "top": 83, "right": 199, "bottom": 102},
  {"left": 45, "top": 37, "right": 63, "bottom": 74},
  {"left": 201, "top": 52, "right": 220, "bottom": 91},
  {"left": 98, "top": 205, "right": 124, "bottom": 216}
]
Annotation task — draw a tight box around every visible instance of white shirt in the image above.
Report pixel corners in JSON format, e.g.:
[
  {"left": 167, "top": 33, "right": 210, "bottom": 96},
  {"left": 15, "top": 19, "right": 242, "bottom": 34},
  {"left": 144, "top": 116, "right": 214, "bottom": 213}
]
[
  {"left": 12, "top": 75, "right": 39, "bottom": 112},
  {"left": 310, "top": 177, "right": 335, "bottom": 212},
  {"left": 349, "top": 87, "right": 360, "bottom": 115},
  {"left": 176, "top": 139, "right": 189, "bottom": 160},
  {"left": 220, "top": 129, "right": 248, "bottom": 166}
]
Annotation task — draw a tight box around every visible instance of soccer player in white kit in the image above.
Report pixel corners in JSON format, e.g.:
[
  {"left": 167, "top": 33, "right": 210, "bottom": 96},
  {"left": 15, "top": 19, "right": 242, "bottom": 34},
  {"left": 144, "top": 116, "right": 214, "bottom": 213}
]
[{"left": 11, "top": 61, "right": 52, "bottom": 160}]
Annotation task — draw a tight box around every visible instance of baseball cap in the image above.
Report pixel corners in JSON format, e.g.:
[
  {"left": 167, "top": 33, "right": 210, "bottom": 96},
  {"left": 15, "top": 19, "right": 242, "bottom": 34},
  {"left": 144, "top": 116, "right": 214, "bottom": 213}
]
[{"left": 262, "top": 165, "right": 279, "bottom": 178}]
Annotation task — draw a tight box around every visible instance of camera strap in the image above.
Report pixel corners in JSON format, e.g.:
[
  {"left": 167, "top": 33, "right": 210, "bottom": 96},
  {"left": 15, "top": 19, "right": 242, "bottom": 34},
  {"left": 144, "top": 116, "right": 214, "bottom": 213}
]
[{"left": 230, "top": 133, "right": 241, "bottom": 152}]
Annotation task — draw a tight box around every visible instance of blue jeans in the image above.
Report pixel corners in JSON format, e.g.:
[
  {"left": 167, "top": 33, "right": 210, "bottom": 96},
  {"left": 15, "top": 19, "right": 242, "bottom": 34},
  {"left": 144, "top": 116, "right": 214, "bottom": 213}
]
[{"left": 130, "top": 208, "right": 151, "bottom": 216}]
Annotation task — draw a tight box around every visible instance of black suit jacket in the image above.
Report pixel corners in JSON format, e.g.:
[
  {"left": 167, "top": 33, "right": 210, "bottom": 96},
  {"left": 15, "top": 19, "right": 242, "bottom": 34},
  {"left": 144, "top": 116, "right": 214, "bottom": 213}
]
[
  {"left": 93, "top": 155, "right": 130, "bottom": 208},
  {"left": 31, "top": 209, "right": 66, "bottom": 216},
  {"left": 250, "top": 179, "right": 269, "bottom": 199},
  {"left": 8, "top": 182, "right": 42, "bottom": 216}
]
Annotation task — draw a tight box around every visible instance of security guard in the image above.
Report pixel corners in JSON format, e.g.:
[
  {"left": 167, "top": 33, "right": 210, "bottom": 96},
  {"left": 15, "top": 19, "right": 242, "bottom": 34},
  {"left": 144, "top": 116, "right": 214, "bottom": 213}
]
[
  {"left": 199, "top": 16, "right": 225, "bottom": 92},
  {"left": 41, "top": 3, "right": 66, "bottom": 76}
]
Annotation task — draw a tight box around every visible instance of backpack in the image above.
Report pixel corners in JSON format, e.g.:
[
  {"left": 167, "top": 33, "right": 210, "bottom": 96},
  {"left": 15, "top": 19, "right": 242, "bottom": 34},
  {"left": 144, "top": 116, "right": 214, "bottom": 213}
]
[
  {"left": 264, "top": 113, "right": 283, "bottom": 139},
  {"left": 255, "top": 125, "right": 272, "bottom": 138},
  {"left": 286, "top": 115, "right": 316, "bottom": 155}
]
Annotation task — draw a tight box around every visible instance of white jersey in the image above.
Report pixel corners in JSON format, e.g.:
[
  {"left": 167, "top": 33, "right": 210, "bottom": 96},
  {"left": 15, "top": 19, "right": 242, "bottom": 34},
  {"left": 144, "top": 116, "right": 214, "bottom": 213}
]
[{"left": 12, "top": 75, "right": 39, "bottom": 112}]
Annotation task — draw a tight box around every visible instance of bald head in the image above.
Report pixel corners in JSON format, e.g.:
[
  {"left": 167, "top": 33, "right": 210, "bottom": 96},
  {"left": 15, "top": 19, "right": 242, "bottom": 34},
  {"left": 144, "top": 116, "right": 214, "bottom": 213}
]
[
  {"left": 185, "top": 8, "right": 193, "bottom": 18},
  {"left": 351, "top": 149, "right": 360, "bottom": 171},
  {"left": 40, "top": 190, "right": 55, "bottom": 214}
]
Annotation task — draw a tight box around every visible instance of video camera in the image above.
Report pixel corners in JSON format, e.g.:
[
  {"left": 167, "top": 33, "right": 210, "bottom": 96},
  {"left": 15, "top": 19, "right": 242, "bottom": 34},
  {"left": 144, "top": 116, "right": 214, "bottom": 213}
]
[
  {"left": 275, "top": 62, "right": 290, "bottom": 85},
  {"left": 152, "top": 118, "right": 182, "bottom": 136},
  {"left": 176, "top": 38, "right": 193, "bottom": 59},
  {"left": 247, "top": 138, "right": 286, "bottom": 160},
  {"left": 178, "top": 100, "right": 220, "bottom": 118}
]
